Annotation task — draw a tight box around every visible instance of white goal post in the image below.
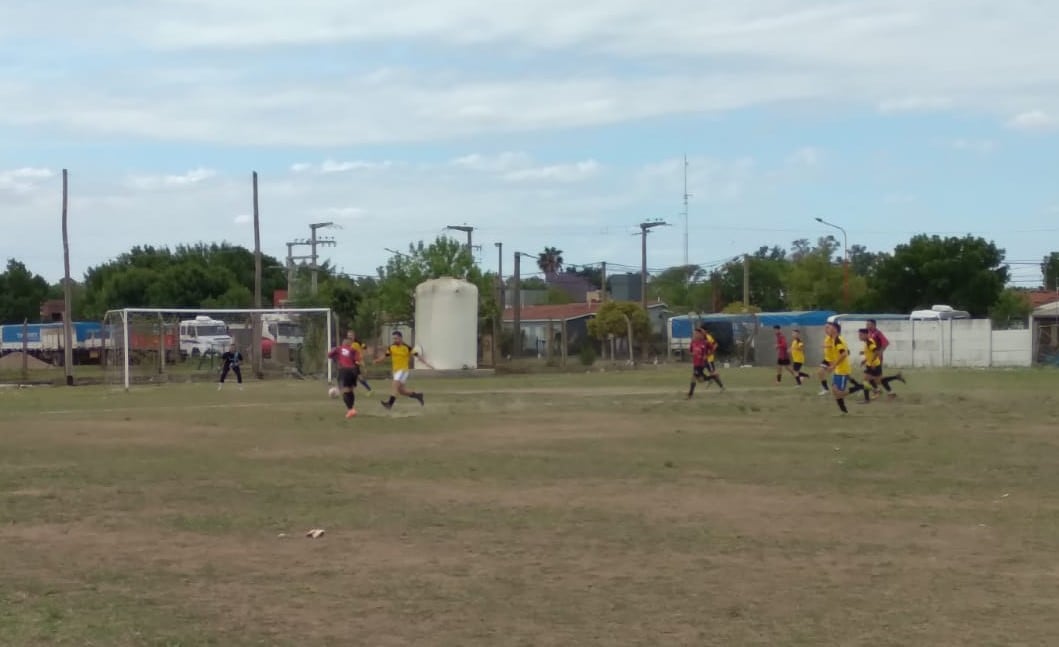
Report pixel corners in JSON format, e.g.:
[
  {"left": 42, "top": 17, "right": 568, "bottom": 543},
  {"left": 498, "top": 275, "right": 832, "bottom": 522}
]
[{"left": 101, "top": 307, "right": 335, "bottom": 390}]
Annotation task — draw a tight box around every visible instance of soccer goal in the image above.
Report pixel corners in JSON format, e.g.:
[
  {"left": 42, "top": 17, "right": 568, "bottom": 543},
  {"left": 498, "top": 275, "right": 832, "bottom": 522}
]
[{"left": 101, "top": 307, "right": 335, "bottom": 390}]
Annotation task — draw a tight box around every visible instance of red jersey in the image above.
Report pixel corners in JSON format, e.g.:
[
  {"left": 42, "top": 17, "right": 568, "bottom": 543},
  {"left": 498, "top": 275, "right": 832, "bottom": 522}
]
[
  {"left": 868, "top": 329, "right": 889, "bottom": 352},
  {"left": 775, "top": 333, "right": 789, "bottom": 361},
  {"left": 328, "top": 344, "right": 361, "bottom": 369},
  {"left": 690, "top": 338, "right": 708, "bottom": 367}
]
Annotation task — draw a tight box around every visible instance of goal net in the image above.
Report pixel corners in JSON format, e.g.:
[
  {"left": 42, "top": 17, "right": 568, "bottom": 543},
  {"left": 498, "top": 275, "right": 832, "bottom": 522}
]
[{"left": 100, "top": 308, "right": 335, "bottom": 390}]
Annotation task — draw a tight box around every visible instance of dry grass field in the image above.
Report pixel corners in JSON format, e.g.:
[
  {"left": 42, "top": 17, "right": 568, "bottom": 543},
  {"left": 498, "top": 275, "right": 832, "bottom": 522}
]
[{"left": 2, "top": 367, "right": 1058, "bottom": 646}]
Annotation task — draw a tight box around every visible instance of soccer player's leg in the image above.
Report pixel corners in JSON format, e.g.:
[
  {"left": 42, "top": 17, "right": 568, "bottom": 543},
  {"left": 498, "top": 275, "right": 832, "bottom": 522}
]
[
  {"left": 339, "top": 369, "right": 358, "bottom": 417},
  {"left": 831, "top": 374, "right": 849, "bottom": 413},
  {"left": 218, "top": 365, "right": 229, "bottom": 390},
  {"left": 688, "top": 366, "right": 705, "bottom": 398},
  {"left": 707, "top": 362, "right": 725, "bottom": 391},
  {"left": 818, "top": 363, "right": 830, "bottom": 395},
  {"left": 234, "top": 366, "right": 243, "bottom": 385},
  {"left": 381, "top": 375, "right": 400, "bottom": 410}
]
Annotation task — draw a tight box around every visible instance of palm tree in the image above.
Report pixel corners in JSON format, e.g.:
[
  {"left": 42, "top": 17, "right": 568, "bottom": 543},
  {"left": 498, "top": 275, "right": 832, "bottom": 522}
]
[{"left": 537, "top": 247, "right": 564, "bottom": 276}]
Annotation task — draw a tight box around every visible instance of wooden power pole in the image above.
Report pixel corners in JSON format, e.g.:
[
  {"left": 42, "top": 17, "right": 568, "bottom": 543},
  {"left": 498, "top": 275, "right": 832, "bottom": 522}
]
[
  {"left": 252, "top": 171, "right": 263, "bottom": 379},
  {"left": 61, "top": 169, "right": 74, "bottom": 386}
]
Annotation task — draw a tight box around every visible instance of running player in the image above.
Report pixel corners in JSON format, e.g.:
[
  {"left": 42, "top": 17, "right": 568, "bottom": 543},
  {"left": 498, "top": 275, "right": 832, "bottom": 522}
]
[
  {"left": 790, "top": 329, "right": 811, "bottom": 386},
  {"left": 856, "top": 328, "right": 881, "bottom": 404},
  {"left": 866, "top": 318, "right": 905, "bottom": 396},
  {"left": 347, "top": 330, "right": 372, "bottom": 392},
  {"left": 327, "top": 332, "right": 362, "bottom": 419},
  {"left": 773, "top": 326, "right": 797, "bottom": 384},
  {"left": 697, "top": 325, "right": 725, "bottom": 392},
  {"left": 376, "top": 330, "right": 434, "bottom": 410},
  {"left": 818, "top": 326, "right": 836, "bottom": 396},
  {"left": 687, "top": 328, "right": 709, "bottom": 399},
  {"left": 218, "top": 344, "right": 243, "bottom": 391},
  {"left": 822, "top": 322, "right": 866, "bottom": 414}
]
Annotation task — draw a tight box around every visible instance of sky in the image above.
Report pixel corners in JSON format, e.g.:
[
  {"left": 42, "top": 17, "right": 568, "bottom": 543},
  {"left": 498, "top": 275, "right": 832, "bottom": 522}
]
[{"left": 2, "top": 0, "right": 1058, "bottom": 289}]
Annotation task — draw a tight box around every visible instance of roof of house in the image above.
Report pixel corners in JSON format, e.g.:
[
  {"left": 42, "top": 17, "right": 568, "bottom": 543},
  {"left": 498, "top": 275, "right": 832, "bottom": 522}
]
[{"left": 1027, "top": 290, "right": 1058, "bottom": 308}]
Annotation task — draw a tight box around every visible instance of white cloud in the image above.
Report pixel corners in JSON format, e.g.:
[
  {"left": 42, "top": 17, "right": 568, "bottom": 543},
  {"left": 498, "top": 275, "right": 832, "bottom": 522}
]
[
  {"left": 0, "top": 167, "right": 55, "bottom": 195},
  {"left": 4, "top": 2, "right": 1059, "bottom": 145},
  {"left": 503, "top": 160, "right": 600, "bottom": 183},
  {"left": 950, "top": 138, "right": 995, "bottom": 153},
  {"left": 291, "top": 160, "right": 395, "bottom": 174},
  {"left": 233, "top": 214, "right": 251, "bottom": 225},
  {"left": 1007, "top": 110, "right": 1057, "bottom": 132},
  {"left": 127, "top": 167, "right": 217, "bottom": 190},
  {"left": 450, "top": 152, "right": 531, "bottom": 173},
  {"left": 787, "top": 147, "right": 821, "bottom": 166},
  {"left": 877, "top": 96, "right": 953, "bottom": 114}
]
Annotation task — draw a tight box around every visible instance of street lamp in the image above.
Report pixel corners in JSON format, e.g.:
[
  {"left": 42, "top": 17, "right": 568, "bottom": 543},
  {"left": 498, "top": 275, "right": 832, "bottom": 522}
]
[{"left": 815, "top": 217, "right": 849, "bottom": 311}]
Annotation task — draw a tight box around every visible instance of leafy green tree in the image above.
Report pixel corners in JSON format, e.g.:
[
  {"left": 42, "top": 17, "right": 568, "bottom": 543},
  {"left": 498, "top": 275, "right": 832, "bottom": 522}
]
[
  {"left": 545, "top": 287, "right": 572, "bottom": 305},
  {"left": 648, "top": 265, "right": 712, "bottom": 314},
  {"left": 0, "top": 260, "right": 50, "bottom": 323},
  {"left": 586, "top": 301, "right": 650, "bottom": 344},
  {"left": 712, "top": 254, "right": 788, "bottom": 312},
  {"left": 989, "top": 288, "right": 1033, "bottom": 328},
  {"left": 568, "top": 265, "right": 603, "bottom": 290},
  {"left": 1042, "top": 252, "right": 1059, "bottom": 290},
  {"left": 785, "top": 242, "right": 868, "bottom": 311},
  {"left": 871, "top": 235, "right": 1008, "bottom": 316}
]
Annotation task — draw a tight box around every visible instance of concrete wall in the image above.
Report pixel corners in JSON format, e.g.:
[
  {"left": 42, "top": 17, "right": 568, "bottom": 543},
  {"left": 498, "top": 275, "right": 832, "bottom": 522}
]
[{"left": 747, "top": 319, "right": 1032, "bottom": 369}]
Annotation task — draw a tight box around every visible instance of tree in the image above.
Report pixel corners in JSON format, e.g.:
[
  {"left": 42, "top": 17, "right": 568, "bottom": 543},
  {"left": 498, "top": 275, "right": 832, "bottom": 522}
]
[
  {"left": 785, "top": 241, "right": 868, "bottom": 311},
  {"left": 0, "top": 260, "right": 50, "bottom": 323},
  {"left": 871, "top": 235, "right": 1008, "bottom": 317},
  {"left": 375, "top": 236, "right": 498, "bottom": 339},
  {"left": 712, "top": 255, "right": 788, "bottom": 312},
  {"left": 586, "top": 301, "right": 650, "bottom": 345},
  {"left": 1042, "top": 252, "right": 1059, "bottom": 290},
  {"left": 648, "top": 265, "right": 712, "bottom": 314},
  {"left": 849, "top": 244, "right": 887, "bottom": 277},
  {"left": 537, "top": 246, "right": 564, "bottom": 276},
  {"left": 989, "top": 289, "right": 1033, "bottom": 329},
  {"left": 80, "top": 242, "right": 286, "bottom": 318},
  {"left": 568, "top": 265, "right": 603, "bottom": 290}
]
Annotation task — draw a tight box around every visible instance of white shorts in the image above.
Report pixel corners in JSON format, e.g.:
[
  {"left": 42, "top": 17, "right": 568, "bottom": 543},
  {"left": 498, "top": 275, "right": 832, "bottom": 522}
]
[{"left": 392, "top": 370, "right": 410, "bottom": 384}]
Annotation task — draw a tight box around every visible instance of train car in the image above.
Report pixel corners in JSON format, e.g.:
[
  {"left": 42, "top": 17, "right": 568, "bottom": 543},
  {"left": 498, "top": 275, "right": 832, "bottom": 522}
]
[{"left": 0, "top": 321, "right": 105, "bottom": 365}]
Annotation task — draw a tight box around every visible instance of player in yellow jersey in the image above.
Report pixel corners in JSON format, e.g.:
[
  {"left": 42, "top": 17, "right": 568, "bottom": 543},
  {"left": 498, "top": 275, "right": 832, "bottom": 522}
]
[
  {"left": 347, "top": 330, "right": 372, "bottom": 392},
  {"left": 822, "top": 322, "right": 866, "bottom": 414},
  {"left": 858, "top": 327, "right": 903, "bottom": 401},
  {"left": 790, "top": 329, "right": 811, "bottom": 386},
  {"left": 375, "top": 330, "right": 433, "bottom": 410},
  {"left": 818, "top": 328, "right": 837, "bottom": 396}
]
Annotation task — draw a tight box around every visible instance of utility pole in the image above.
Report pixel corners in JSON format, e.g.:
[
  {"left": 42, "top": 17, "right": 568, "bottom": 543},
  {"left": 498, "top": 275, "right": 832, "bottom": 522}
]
[
  {"left": 815, "top": 217, "right": 849, "bottom": 311},
  {"left": 446, "top": 224, "right": 474, "bottom": 254},
  {"left": 512, "top": 252, "right": 522, "bottom": 358},
  {"left": 600, "top": 261, "right": 607, "bottom": 303},
  {"left": 308, "top": 222, "right": 336, "bottom": 295},
  {"left": 493, "top": 241, "right": 503, "bottom": 368},
  {"left": 60, "top": 169, "right": 73, "bottom": 385},
  {"left": 252, "top": 171, "right": 263, "bottom": 378},
  {"left": 495, "top": 242, "right": 504, "bottom": 308},
  {"left": 639, "top": 220, "right": 667, "bottom": 310}
]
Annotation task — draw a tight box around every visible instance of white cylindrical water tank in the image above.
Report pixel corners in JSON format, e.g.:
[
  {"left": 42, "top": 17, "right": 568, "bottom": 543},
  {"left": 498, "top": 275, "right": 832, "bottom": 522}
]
[{"left": 414, "top": 277, "right": 479, "bottom": 370}]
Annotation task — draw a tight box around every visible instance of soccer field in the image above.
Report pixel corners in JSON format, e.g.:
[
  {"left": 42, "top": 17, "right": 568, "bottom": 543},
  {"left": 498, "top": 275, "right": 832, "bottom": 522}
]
[{"left": 2, "top": 367, "right": 1058, "bottom": 646}]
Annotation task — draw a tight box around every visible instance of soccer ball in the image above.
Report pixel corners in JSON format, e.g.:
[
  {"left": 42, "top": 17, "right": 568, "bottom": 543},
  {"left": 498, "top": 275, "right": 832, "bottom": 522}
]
[{"left": 328, "top": 386, "right": 340, "bottom": 399}]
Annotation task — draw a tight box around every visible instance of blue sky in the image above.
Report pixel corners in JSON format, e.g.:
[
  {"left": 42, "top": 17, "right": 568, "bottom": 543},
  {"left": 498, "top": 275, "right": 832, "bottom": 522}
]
[{"left": 1, "top": 0, "right": 1057, "bottom": 288}]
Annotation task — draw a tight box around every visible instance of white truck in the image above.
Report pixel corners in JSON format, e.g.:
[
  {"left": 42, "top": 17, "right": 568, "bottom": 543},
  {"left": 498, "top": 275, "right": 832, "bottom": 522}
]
[{"left": 179, "top": 315, "right": 232, "bottom": 357}]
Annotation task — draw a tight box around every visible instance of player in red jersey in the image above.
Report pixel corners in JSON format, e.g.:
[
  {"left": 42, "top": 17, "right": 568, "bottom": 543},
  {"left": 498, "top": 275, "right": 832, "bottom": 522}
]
[
  {"left": 686, "top": 328, "right": 709, "bottom": 399},
  {"left": 773, "top": 326, "right": 798, "bottom": 384},
  {"left": 327, "top": 331, "right": 362, "bottom": 419}
]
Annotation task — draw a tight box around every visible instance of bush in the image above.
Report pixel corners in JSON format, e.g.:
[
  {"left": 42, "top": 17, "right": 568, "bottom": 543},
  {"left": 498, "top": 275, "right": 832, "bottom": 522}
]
[{"left": 578, "top": 344, "right": 597, "bottom": 366}]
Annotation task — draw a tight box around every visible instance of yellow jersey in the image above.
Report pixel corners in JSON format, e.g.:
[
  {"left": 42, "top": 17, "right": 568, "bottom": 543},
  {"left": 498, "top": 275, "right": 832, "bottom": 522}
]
[
  {"left": 351, "top": 341, "right": 366, "bottom": 363},
  {"left": 791, "top": 339, "right": 805, "bottom": 364},
  {"left": 832, "top": 336, "right": 852, "bottom": 376},
  {"left": 823, "top": 335, "right": 836, "bottom": 364},
  {"left": 704, "top": 333, "right": 717, "bottom": 362},
  {"left": 862, "top": 338, "right": 880, "bottom": 368},
  {"left": 386, "top": 343, "right": 417, "bottom": 372}
]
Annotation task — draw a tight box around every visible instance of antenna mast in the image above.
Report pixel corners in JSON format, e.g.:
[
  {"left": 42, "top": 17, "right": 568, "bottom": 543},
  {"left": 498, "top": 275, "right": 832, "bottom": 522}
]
[{"left": 682, "top": 154, "right": 691, "bottom": 267}]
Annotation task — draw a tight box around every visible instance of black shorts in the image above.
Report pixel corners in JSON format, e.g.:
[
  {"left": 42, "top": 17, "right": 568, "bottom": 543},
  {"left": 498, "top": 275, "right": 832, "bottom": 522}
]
[
  {"left": 338, "top": 367, "right": 359, "bottom": 389},
  {"left": 693, "top": 365, "right": 706, "bottom": 379},
  {"left": 777, "top": 358, "right": 791, "bottom": 366},
  {"left": 865, "top": 366, "right": 882, "bottom": 378},
  {"left": 793, "top": 362, "right": 803, "bottom": 372},
  {"left": 704, "top": 361, "right": 717, "bottom": 374}
]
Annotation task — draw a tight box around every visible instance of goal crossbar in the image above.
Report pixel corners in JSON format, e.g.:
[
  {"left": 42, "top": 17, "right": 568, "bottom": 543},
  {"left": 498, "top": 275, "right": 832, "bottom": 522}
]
[{"left": 102, "top": 307, "right": 335, "bottom": 391}]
